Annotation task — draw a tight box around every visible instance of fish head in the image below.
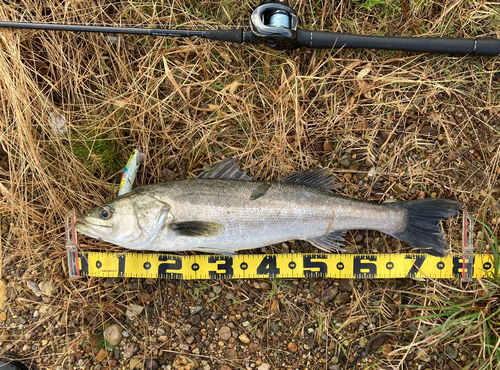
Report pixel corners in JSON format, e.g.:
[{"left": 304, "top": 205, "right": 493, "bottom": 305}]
[{"left": 75, "top": 188, "right": 170, "bottom": 249}]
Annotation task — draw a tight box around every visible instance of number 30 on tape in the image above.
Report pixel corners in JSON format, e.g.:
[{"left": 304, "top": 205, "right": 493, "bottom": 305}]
[{"left": 67, "top": 252, "right": 495, "bottom": 280}]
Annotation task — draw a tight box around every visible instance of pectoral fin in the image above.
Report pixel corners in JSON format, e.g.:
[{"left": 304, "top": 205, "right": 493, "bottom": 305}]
[
  {"left": 306, "top": 230, "right": 347, "bottom": 252},
  {"left": 169, "top": 221, "right": 224, "bottom": 237}
]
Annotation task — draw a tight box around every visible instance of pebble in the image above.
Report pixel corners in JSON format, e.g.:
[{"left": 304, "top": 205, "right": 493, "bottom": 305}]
[
  {"left": 122, "top": 342, "right": 140, "bottom": 359},
  {"left": 269, "top": 322, "right": 280, "bottom": 334},
  {"left": 446, "top": 345, "right": 459, "bottom": 360},
  {"left": 157, "top": 328, "right": 166, "bottom": 336},
  {"left": 259, "top": 282, "right": 271, "bottom": 291},
  {"left": 219, "top": 326, "right": 232, "bottom": 340},
  {"left": 190, "top": 306, "right": 203, "bottom": 315},
  {"left": 96, "top": 348, "right": 109, "bottom": 363},
  {"left": 321, "top": 286, "right": 338, "bottom": 303},
  {"left": 0, "top": 312, "right": 6, "bottom": 321},
  {"left": 359, "top": 337, "right": 368, "bottom": 348},
  {"left": 0, "top": 329, "right": 9, "bottom": 341},
  {"left": 288, "top": 342, "right": 298, "bottom": 352},
  {"left": 38, "top": 280, "right": 55, "bottom": 297},
  {"left": 211, "top": 312, "right": 223, "bottom": 320},
  {"left": 334, "top": 292, "right": 350, "bottom": 305},
  {"left": 122, "top": 330, "right": 130, "bottom": 338},
  {"left": 354, "top": 232, "right": 364, "bottom": 243},
  {"left": 129, "top": 357, "right": 143, "bottom": 370},
  {"left": 126, "top": 304, "right": 144, "bottom": 319},
  {"left": 257, "top": 364, "right": 271, "bottom": 370},
  {"left": 338, "top": 280, "right": 353, "bottom": 293},
  {"left": 212, "top": 285, "right": 222, "bottom": 294},
  {"left": 238, "top": 333, "right": 251, "bottom": 344},
  {"left": 109, "top": 359, "right": 118, "bottom": 367},
  {"left": 189, "top": 314, "right": 201, "bottom": 326},
  {"left": 145, "top": 358, "right": 160, "bottom": 370},
  {"left": 256, "top": 328, "right": 265, "bottom": 340},
  {"left": 220, "top": 366, "right": 231, "bottom": 370},
  {"left": 225, "top": 349, "right": 237, "bottom": 359},
  {"left": 339, "top": 156, "right": 352, "bottom": 168},
  {"left": 19, "top": 317, "right": 27, "bottom": 325},
  {"left": 249, "top": 343, "right": 261, "bottom": 353},
  {"left": 103, "top": 324, "right": 124, "bottom": 347},
  {"left": 179, "top": 343, "right": 189, "bottom": 351},
  {"left": 33, "top": 311, "right": 40, "bottom": 319}
]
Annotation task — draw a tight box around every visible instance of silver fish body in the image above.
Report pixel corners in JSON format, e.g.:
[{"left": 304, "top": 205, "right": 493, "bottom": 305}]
[{"left": 76, "top": 158, "right": 461, "bottom": 256}]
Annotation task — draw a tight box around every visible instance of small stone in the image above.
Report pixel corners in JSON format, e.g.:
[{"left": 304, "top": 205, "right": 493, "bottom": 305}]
[
  {"left": 129, "top": 357, "right": 143, "bottom": 370},
  {"left": 269, "top": 322, "right": 280, "bottom": 334},
  {"left": 0, "top": 330, "right": 10, "bottom": 341},
  {"left": 39, "top": 305, "right": 50, "bottom": 315},
  {"left": 19, "top": 317, "right": 27, "bottom": 325},
  {"left": 109, "top": 359, "right": 118, "bottom": 367},
  {"left": 270, "top": 299, "right": 279, "bottom": 313},
  {"left": 255, "top": 328, "right": 265, "bottom": 340},
  {"left": 156, "top": 327, "right": 166, "bottom": 336},
  {"left": 145, "top": 358, "right": 159, "bottom": 370},
  {"left": 122, "top": 342, "right": 140, "bottom": 359},
  {"left": 212, "top": 285, "right": 222, "bottom": 294},
  {"left": 220, "top": 366, "right": 232, "bottom": 370},
  {"left": 393, "top": 183, "right": 407, "bottom": 194},
  {"left": 339, "top": 156, "right": 352, "bottom": 168},
  {"left": 179, "top": 343, "right": 189, "bottom": 351},
  {"left": 354, "top": 232, "right": 364, "bottom": 243},
  {"left": 189, "top": 314, "right": 201, "bottom": 326},
  {"left": 126, "top": 304, "right": 144, "bottom": 319},
  {"left": 225, "top": 349, "right": 237, "bottom": 359},
  {"left": 38, "top": 280, "right": 55, "bottom": 297},
  {"left": 431, "top": 192, "right": 437, "bottom": 199},
  {"left": 219, "top": 326, "right": 232, "bottom": 341},
  {"left": 186, "top": 336, "right": 195, "bottom": 345},
  {"left": 338, "top": 280, "right": 353, "bottom": 292},
  {"left": 249, "top": 343, "right": 261, "bottom": 353},
  {"left": 104, "top": 324, "right": 124, "bottom": 347},
  {"left": 190, "top": 306, "right": 203, "bottom": 315},
  {"left": 259, "top": 282, "right": 271, "bottom": 291},
  {"left": 321, "top": 286, "right": 338, "bottom": 303},
  {"left": 334, "top": 292, "right": 350, "bottom": 305},
  {"left": 446, "top": 344, "right": 459, "bottom": 360},
  {"left": 238, "top": 333, "right": 251, "bottom": 344},
  {"left": 287, "top": 342, "right": 298, "bottom": 352},
  {"left": 158, "top": 336, "right": 168, "bottom": 342},
  {"left": 96, "top": 348, "right": 109, "bottom": 363},
  {"left": 0, "top": 312, "right": 6, "bottom": 321},
  {"left": 257, "top": 364, "right": 271, "bottom": 370},
  {"left": 122, "top": 330, "right": 130, "bottom": 338},
  {"left": 359, "top": 337, "right": 368, "bottom": 348},
  {"left": 211, "top": 312, "right": 223, "bottom": 320}
]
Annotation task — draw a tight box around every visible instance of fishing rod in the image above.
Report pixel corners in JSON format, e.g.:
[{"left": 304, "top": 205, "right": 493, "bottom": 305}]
[{"left": 1, "top": 0, "right": 499, "bottom": 56}]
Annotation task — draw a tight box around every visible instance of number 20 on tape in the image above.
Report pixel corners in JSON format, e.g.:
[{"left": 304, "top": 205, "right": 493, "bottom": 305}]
[{"left": 68, "top": 252, "right": 495, "bottom": 280}]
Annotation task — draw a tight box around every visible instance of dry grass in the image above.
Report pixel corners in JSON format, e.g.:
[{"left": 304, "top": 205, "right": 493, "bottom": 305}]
[{"left": 0, "top": 0, "right": 499, "bottom": 369}]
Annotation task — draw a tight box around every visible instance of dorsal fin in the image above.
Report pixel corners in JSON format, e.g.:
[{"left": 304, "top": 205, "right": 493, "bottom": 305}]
[
  {"left": 280, "top": 168, "right": 341, "bottom": 190},
  {"left": 197, "top": 158, "right": 252, "bottom": 180}
]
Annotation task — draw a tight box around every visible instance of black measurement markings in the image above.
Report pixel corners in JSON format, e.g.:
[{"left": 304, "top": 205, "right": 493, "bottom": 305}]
[
  {"left": 208, "top": 256, "right": 234, "bottom": 279},
  {"left": 303, "top": 255, "right": 327, "bottom": 278},
  {"left": 158, "top": 255, "right": 183, "bottom": 279},
  {"left": 353, "top": 256, "right": 377, "bottom": 278}
]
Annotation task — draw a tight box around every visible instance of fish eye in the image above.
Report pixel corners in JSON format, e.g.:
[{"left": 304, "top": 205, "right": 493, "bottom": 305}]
[{"left": 98, "top": 206, "right": 113, "bottom": 220}]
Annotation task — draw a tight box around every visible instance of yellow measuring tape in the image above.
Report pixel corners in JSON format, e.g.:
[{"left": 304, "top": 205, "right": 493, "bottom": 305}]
[{"left": 67, "top": 251, "right": 495, "bottom": 280}]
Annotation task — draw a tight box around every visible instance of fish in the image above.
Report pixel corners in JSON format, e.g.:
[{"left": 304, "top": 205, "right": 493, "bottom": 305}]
[{"left": 75, "top": 158, "right": 462, "bottom": 256}]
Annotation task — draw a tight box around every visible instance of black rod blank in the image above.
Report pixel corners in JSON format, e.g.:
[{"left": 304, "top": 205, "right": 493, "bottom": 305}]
[{"left": 296, "top": 30, "right": 500, "bottom": 56}]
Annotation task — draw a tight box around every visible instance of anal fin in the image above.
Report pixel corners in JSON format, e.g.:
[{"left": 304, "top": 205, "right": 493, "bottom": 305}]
[{"left": 305, "top": 230, "right": 347, "bottom": 253}]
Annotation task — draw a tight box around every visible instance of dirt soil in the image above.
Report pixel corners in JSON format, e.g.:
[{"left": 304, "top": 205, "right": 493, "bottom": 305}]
[{"left": 0, "top": 0, "right": 499, "bottom": 369}]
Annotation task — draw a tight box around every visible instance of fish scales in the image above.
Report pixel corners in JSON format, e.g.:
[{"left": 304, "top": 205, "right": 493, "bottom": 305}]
[{"left": 143, "top": 179, "right": 404, "bottom": 252}]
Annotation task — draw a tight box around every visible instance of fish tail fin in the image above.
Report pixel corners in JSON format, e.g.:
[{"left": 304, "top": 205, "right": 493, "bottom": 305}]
[{"left": 386, "top": 199, "right": 462, "bottom": 257}]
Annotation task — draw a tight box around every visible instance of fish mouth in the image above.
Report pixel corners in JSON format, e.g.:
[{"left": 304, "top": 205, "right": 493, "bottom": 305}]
[{"left": 75, "top": 221, "right": 113, "bottom": 238}]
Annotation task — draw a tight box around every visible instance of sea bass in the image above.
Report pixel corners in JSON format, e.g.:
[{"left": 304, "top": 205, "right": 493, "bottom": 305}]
[{"left": 75, "top": 158, "right": 462, "bottom": 256}]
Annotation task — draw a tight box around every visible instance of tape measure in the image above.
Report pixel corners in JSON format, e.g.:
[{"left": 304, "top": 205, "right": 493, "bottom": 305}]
[{"left": 67, "top": 251, "right": 495, "bottom": 280}]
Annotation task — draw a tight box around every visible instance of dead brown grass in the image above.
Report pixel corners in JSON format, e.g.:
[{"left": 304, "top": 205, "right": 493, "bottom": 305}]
[{"left": 0, "top": 0, "right": 499, "bottom": 369}]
